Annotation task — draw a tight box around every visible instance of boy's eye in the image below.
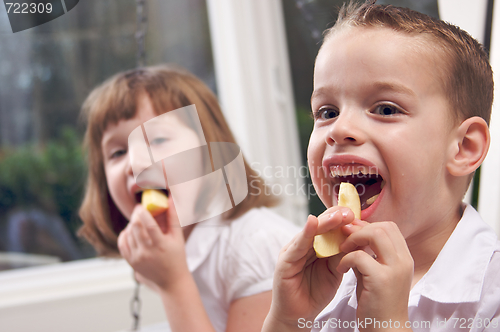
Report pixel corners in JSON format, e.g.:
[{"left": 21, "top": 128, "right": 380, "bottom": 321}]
[
  {"left": 315, "top": 107, "right": 339, "bottom": 120},
  {"left": 372, "top": 104, "right": 402, "bottom": 116}
]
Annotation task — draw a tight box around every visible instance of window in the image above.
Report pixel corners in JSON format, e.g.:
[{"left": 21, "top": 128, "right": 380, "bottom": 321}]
[{"left": 0, "top": 0, "right": 215, "bottom": 271}]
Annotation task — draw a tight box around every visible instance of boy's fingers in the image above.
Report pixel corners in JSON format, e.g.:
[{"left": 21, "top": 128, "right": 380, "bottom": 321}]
[
  {"left": 351, "top": 218, "right": 370, "bottom": 228},
  {"left": 340, "top": 222, "right": 400, "bottom": 265},
  {"left": 316, "top": 208, "right": 355, "bottom": 235},
  {"left": 342, "top": 219, "right": 366, "bottom": 236},
  {"left": 383, "top": 222, "right": 412, "bottom": 257},
  {"left": 337, "top": 250, "right": 378, "bottom": 275},
  {"left": 281, "top": 215, "right": 318, "bottom": 263},
  {"left": 326, "top": 252, "right": 346, "bottom": 274}
]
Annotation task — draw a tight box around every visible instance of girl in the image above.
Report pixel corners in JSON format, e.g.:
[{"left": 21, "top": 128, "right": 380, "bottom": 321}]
[{"left": 78, "top": 65, "right": 299, "bottom": 332}]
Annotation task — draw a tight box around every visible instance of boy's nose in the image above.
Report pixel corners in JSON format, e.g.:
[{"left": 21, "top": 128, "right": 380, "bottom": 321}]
[{"left": 325, "top": 111, "right": 366, "bottom": 146}]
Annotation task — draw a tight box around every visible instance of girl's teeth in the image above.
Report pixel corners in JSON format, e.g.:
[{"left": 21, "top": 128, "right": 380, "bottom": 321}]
[{"left": 366, "top": 194, "right": 379, "bottom": 205}]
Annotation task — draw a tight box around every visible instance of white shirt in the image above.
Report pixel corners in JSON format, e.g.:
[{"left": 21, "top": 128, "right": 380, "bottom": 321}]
[
  {"left": 186, "top": 207, "right": 300, "bottom": 332},
  {"left": 313, "top": 204, "right": 500, "bottom": 332}
]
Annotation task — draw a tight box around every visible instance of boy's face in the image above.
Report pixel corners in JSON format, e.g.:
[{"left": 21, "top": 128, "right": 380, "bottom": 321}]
[{"left": 309, "top": 27, "right": 456, "bottom": 237}]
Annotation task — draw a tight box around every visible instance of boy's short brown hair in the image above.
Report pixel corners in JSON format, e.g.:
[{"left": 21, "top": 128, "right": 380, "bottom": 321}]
[
  {"left": 323, "top": 0, "right": 494, "bottom": 125},
  {"left": 79, "top": 65, "right": 276, "bottom": 256}
]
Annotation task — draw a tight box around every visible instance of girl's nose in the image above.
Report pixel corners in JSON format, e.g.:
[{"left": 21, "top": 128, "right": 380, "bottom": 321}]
[
  {"left": 125, "top": 154, "right": 135, "bottom": 177},
  {"left": 325, "top": 110, "right": 366, "bottom": 146}
]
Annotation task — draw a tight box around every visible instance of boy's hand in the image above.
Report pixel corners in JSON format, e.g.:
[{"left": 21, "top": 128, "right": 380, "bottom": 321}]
[
  {"left": 338, "top": 220, "right": 414, "bottom": 331},
  {"left": 263, "top": 207, "right": 355, "bottom": 331},
  {"left": 117, "top": 201, "right": 190, "bottom": 292}
]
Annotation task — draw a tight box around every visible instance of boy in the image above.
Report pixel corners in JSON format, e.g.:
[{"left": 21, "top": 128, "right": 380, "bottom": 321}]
[{"left": 263, "top": 1, "right": 500, "bottom": 331}]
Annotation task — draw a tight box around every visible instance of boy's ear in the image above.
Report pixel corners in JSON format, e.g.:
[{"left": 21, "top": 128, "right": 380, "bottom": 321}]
[{"left": 447, "top": 116, "right": 490, "bottom": 177}]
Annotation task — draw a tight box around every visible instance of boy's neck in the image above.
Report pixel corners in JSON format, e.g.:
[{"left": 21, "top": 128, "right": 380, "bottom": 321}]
[{"left": 408, "top": 203, "right": 464, "bottom": 288}]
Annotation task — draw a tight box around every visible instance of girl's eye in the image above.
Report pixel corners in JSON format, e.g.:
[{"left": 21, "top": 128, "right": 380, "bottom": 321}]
[
  {"left": 372, "top": 104, "right": 403, "bottom": 116},
  {"left": 315, "top": 107, "right": 339, "bottom": 120},
  {"left": 150, "top": 137, "right": 168, "bottom": 145},
  {"left": 110, "top": 149, "right": 126, "bottom": 159}
]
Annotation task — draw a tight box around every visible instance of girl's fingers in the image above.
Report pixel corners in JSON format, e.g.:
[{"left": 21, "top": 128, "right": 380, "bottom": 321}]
[
  {"left": 164, "top": 199, "right": 184, "bottom": 238},
  {"left": 126, "top": 226, "right": 138, "bottom": 252},
  {"left": 131, "top": 219, "right": 153, "bottom": 247},
  {"left": 117, "top": 230, "right": 131, "bottom": 258},
  {"left": 131, "top": 205, "right": 164, "bottom": 245}
]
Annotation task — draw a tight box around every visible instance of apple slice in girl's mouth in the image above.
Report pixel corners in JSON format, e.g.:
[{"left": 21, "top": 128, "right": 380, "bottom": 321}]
[{"left": 139, "top": 189, "right": 169, "bottom": 216}]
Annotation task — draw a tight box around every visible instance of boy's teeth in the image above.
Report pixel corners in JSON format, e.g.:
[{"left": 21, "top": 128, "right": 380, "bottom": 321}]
[
  {"left": 330, "top": 165, "right": 379, "bottom": 178},
  {"left": 366, "top": 194, "right": 379, "bottom": 205}
]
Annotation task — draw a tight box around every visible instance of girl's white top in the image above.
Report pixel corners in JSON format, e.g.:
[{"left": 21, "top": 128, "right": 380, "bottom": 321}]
[{"left": 186, "top": 207, "right": 300, "bottom": 332}]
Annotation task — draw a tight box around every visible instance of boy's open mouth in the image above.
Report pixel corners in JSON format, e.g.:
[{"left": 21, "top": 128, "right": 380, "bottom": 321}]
[
  {"left": 134, "top": 189, "right": 170, "bottom": 204},
  {"left": 329, "top": 164, "right": 385, "bottom": 210}
]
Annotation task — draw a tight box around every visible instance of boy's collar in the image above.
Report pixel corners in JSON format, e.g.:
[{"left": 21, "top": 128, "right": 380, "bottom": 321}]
[
  {"left": 340, "top": 204, "right": 497, "bottom": 310},
  {"left": 411, "top": 204, "right": 497, "bottom": 305}
]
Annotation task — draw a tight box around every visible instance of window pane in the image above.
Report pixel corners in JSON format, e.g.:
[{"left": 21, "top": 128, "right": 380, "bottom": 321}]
[{"left": 0, "top": 0, "right": 214, "bottom": 271}]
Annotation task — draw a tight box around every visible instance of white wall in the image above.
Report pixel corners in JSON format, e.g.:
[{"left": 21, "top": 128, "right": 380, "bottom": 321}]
[
  {"left": 206, "top": 0, "right": 308, "bottom": 225},
  {"left": 0, "top": 258, "right": 167, "bottom": 332},
  {"left": 479, "top": 0, "right": 500, "bottom": 236},
  {"left": 438, "top": 0, "right": 500, "bottom": 236}
]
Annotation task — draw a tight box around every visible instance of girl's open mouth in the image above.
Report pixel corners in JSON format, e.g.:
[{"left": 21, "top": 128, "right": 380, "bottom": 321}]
[
  {"left": 135, "top": 189, "right": 170, "bottom": 203},
  {"left": 330, "top": 164, "right": 385, "bottom": 211}
]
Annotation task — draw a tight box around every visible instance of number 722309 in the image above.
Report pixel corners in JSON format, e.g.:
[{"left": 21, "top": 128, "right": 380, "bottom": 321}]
[{"left": 5, "top": 2, "right": 53, "bottom": 14}]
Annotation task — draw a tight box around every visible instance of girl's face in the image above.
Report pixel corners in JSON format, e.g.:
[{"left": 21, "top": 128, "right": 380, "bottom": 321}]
[{"left": 101, "top": 93, "right": 201, "bottom": 220}]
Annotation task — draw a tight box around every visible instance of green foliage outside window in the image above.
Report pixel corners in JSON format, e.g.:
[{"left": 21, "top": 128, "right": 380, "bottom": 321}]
[{"left": 0, "top": 127, "right": 89, "bottom": 254}]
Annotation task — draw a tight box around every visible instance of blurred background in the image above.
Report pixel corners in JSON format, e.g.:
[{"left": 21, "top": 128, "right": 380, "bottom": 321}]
[{"left": 1, "top": 0, "right": 499, "bottom": 331}]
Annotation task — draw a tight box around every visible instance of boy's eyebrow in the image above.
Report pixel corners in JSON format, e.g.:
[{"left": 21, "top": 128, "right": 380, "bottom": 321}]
[
  {"left": 371, "top": 81, "right": 416, "bottom": 96},
  {"left": 310, "top": 88, "right": 327, "bottom": 103},
  {"left": 311, "top": 81, "right": 415, "bottom": 103}
]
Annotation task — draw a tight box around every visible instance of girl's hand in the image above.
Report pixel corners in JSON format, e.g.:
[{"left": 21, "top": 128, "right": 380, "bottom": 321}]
[
  {"left": 117, "top": 201, "right": 190, "bottom": 292},
  {"left": 338, "top": 220, "right": 414, "bottom": 331},
  {"left": 263, "top": 207, "right": 355, "bottom": 332}
]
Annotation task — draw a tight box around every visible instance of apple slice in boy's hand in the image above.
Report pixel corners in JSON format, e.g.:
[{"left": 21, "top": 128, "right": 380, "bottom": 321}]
[
  {"left": 141, "top": 189, "right": 169, "bottom": 217},
  {"left": 313, "top": 182, "right": 360, "bottom": 258}
]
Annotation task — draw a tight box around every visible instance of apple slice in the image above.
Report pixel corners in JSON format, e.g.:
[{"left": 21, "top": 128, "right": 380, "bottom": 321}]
[
  {"left": 141, "top": 189, "right": 169, "bottom": 216},
  {"left": 313, "top": 182, "right": 360, "bottom": 258}
]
